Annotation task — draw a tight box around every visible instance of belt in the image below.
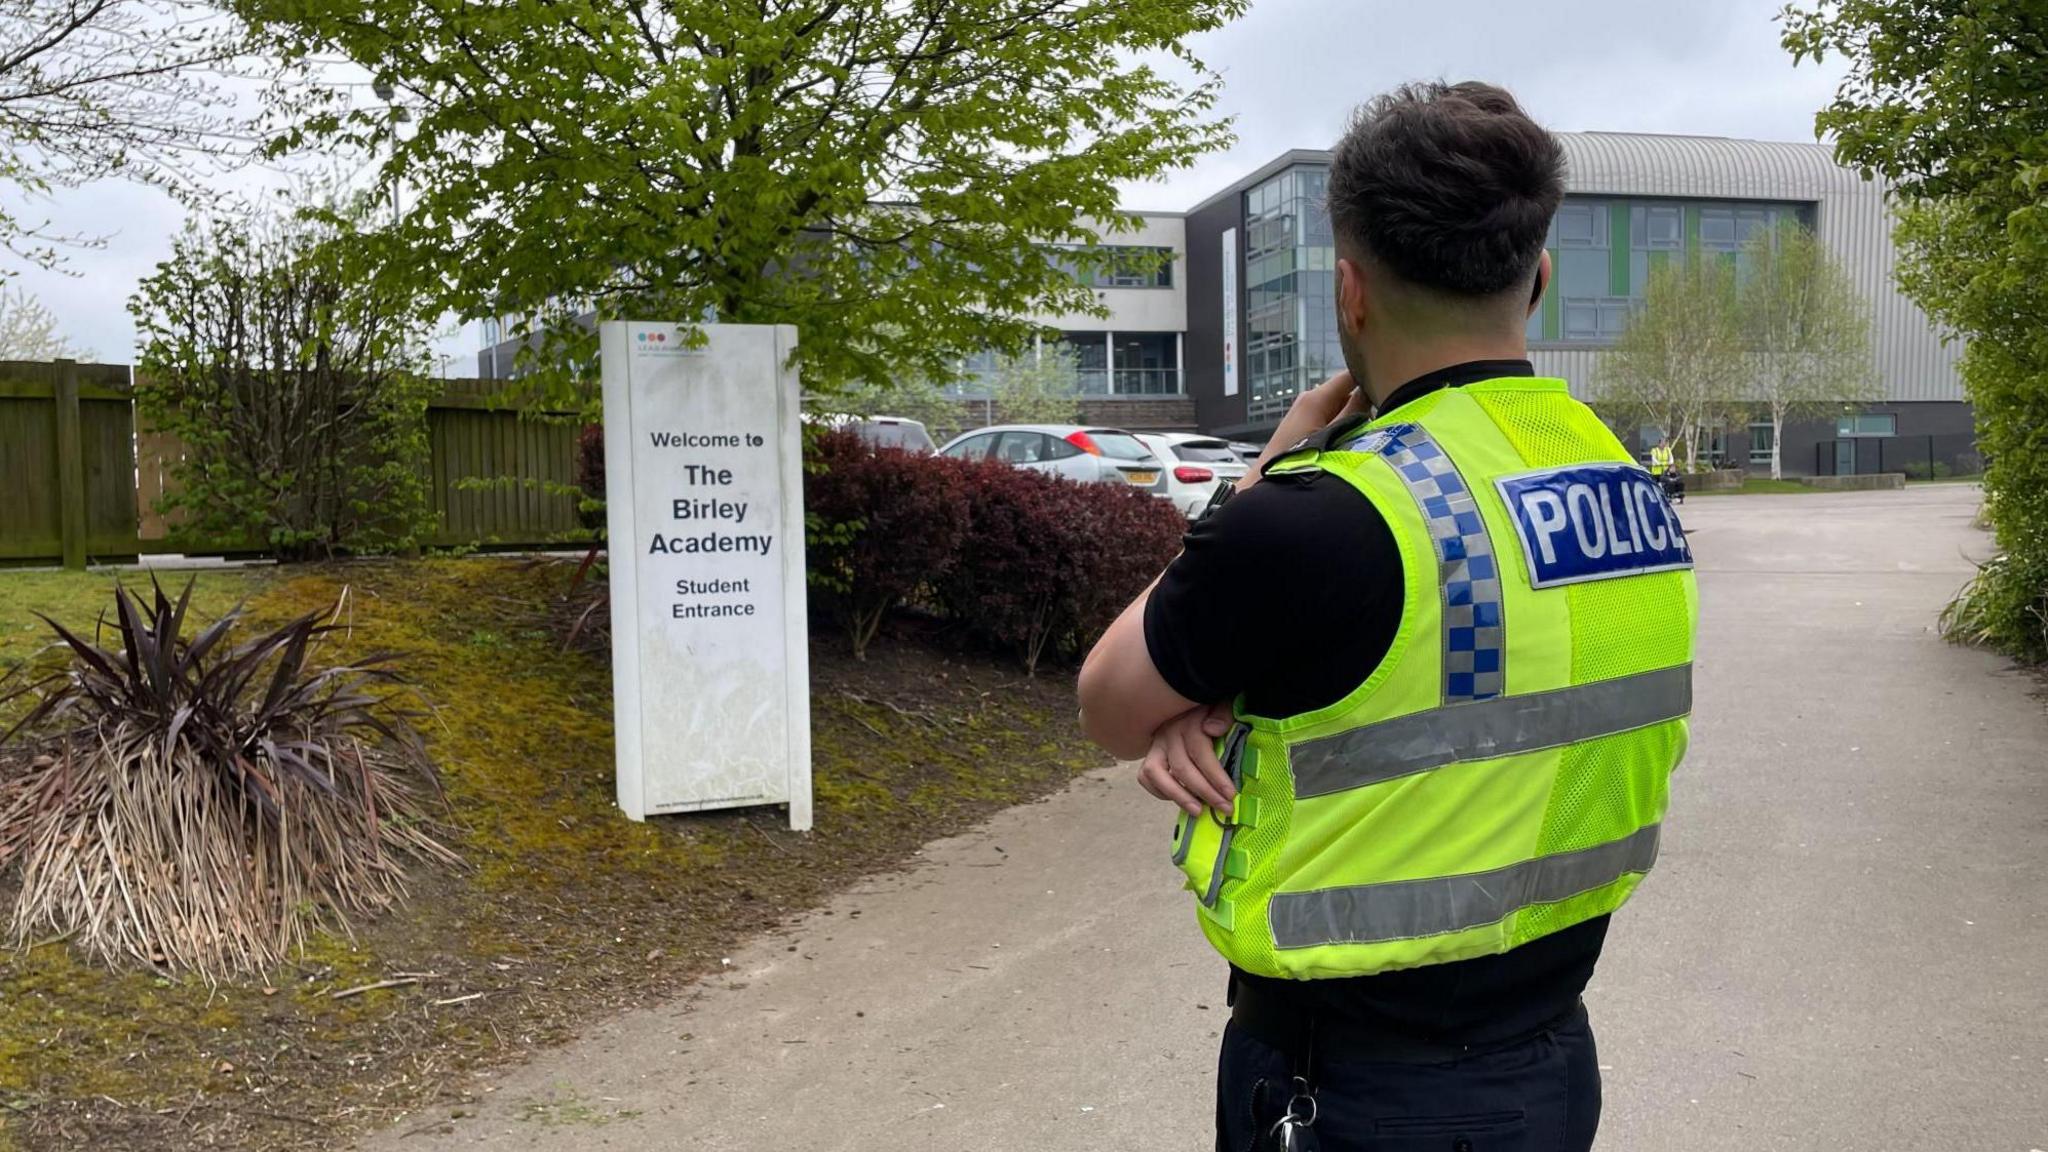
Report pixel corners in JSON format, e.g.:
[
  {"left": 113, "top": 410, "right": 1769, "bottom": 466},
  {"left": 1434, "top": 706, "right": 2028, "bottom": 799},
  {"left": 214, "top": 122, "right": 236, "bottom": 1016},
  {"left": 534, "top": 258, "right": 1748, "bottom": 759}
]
[{"left": 1229, "top": 974, "right": 1586, "bottom": 1066}]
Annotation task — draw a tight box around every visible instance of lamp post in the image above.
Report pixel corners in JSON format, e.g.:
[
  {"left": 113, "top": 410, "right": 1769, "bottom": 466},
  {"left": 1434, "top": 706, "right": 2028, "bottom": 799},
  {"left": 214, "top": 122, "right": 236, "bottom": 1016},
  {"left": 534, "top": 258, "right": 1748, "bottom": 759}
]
[{"left": 372, "top": 82, "right": 409, "bottom": 226}]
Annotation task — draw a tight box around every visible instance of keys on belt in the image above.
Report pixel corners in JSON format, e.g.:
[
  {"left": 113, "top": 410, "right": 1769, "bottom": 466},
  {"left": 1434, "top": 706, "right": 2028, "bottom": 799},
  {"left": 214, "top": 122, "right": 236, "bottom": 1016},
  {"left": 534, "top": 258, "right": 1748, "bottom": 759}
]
[{"left": 1253, "top": 1076, "right": 1319, "bottom": 1152}]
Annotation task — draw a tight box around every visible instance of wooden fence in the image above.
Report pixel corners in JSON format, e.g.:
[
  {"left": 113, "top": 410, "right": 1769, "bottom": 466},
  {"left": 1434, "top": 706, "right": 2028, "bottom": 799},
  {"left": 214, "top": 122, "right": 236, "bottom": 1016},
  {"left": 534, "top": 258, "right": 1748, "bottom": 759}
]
[{"left": 0, "top": 360, "right": 586, "bottom": 568}]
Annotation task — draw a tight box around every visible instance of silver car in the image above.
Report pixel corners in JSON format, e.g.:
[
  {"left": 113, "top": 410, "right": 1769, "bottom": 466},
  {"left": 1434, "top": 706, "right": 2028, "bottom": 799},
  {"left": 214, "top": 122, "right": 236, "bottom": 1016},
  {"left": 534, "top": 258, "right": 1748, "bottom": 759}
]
[{"left": 935, "top": 424, "right": 1168, "bottom": 495}]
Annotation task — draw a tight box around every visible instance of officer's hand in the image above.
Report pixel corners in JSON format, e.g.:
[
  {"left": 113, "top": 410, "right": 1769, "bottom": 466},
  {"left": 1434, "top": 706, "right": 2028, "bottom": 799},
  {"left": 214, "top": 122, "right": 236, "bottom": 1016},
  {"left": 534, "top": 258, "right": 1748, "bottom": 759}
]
[
  {"left": 1136, "top": 702, "right": 1237, "bottom": 816},
  {"left": 1239, "top": 371, "right": 1364, "bottom": 495},
  {"left": 1294, "top": 369, "right": 1362, "bottom": 424}
]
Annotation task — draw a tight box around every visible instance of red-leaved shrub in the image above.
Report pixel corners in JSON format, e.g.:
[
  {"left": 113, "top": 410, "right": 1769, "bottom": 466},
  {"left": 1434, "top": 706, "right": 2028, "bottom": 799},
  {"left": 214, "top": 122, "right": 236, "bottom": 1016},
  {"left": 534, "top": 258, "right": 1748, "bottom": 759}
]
[
  {"left": 931, "top": 461, "right": 1186, "bottom": 675},
  {"left": 799, "top": 431, "right": 1188, "bottom": 672},
  {"left": 1060, "top": 478, "right": 1191, "bottom": 656},
  {"left": 804, "top": 431, "right": 972, "bottom": 658}
]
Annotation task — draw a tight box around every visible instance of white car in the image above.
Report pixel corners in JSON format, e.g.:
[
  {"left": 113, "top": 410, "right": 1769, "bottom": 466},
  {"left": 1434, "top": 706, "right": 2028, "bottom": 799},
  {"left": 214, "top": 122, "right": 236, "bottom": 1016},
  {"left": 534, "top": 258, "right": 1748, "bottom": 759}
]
[
  {"left": 809, "top": 413, "right": 937, "bottom": 453},
  {"left": 1136, "top": 433, "right": 1252, "bottom": 517},
  {"left": 935, "top": 424, "right": 1168, "bottom": 495},
  {"left": 845, "top": 415, "right": 935, "bottom": 453}
]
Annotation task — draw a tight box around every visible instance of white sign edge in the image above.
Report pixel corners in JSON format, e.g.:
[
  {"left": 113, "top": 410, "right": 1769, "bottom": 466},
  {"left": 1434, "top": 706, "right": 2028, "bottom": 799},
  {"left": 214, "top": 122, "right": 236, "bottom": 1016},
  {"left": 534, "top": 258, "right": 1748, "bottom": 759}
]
[
  {"left": 597, "top": 321, "right": 647, "bottom": 820},
  {"left": 772, "top": 324, "right": 813, "bottom": 832}
]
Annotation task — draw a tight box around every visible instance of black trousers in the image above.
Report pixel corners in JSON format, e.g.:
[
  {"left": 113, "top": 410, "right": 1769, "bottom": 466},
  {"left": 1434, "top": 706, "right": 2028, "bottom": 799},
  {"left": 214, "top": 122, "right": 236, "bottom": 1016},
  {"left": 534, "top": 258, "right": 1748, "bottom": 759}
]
[{"left": 1214, "top": 1008, "right": 1601, "bottom": 1152}]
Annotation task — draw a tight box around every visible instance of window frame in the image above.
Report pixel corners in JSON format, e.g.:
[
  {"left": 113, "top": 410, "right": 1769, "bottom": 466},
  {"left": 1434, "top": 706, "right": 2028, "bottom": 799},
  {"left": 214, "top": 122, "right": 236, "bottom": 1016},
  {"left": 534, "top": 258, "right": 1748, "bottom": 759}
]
[
  {"left": 943, "top": 432, "right": 999, "bottom": 461},
  {"left": 1749, "top": 421, "right": 1776, "bottom": 464},
  {"left": 1557, "top": 202, "right": 1602, "bottom": 248},
  {"left": 1699, "top": 208, "right": 1737, "bottom": 248},
  {"left": 993, "top": 430, "right": 1047, "bottom": 464},
  {"left": 1836, "top": 413, "right": 1897, "bottom": 438}
]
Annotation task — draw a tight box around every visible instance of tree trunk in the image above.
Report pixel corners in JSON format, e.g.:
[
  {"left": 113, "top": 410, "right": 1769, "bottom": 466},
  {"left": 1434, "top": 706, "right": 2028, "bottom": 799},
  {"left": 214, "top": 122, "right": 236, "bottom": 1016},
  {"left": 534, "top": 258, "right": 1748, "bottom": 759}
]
[{"left": 1770, "top": 411, "right": 1784, "bottom": 480}]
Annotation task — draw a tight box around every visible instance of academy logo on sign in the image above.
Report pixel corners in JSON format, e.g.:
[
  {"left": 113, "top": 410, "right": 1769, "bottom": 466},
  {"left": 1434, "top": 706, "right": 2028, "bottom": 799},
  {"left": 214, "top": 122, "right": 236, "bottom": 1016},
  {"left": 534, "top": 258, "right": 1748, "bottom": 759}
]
[
  {"left": 1496, "top": 463, "right": 1691, "bottom": 589},
  {"left": 634, "top": 328, "right": 695, "bottom": 356}
]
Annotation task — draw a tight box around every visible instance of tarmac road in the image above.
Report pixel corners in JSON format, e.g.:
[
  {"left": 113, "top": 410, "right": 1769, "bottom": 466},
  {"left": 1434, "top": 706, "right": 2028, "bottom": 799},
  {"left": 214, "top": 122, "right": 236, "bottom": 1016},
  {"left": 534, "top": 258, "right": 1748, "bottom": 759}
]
[{"left": 366, "top": 483, "right": 2048, "bottom": 1151}]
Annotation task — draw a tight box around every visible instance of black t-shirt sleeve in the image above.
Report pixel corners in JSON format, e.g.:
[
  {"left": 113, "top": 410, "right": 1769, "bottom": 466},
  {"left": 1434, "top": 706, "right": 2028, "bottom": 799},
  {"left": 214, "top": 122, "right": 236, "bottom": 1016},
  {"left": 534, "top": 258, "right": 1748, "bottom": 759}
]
[{"left": 1143, "top": 472, "right": 1405, "bottom": 717}]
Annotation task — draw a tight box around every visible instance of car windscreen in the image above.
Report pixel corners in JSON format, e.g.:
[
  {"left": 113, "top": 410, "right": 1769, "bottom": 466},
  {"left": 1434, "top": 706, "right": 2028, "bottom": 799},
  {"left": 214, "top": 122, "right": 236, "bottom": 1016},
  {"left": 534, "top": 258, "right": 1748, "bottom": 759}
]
[
  {"left": 1085, "top": 431, "right": 1152, "bottom": 461},
  {"left": 855, "top": 422, "right": 934, "bottom": 452},
  {"left": 1170, "top": 441, "right": 1241, "bottom": 464}
]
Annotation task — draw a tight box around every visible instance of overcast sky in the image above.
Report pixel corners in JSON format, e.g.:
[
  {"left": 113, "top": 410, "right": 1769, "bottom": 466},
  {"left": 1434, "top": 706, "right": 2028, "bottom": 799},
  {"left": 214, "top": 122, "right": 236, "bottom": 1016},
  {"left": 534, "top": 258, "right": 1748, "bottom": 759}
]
[{"left": 5, "top": 0, "right": 1846, "bottom": 367}]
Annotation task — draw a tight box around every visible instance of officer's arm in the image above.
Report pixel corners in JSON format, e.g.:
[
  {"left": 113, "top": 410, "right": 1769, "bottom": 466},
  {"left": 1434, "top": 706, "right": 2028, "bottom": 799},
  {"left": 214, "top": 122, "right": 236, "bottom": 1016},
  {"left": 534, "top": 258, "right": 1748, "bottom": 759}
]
[{"left": 1078, "top": 581, "right": 1200, "bottom": 761}]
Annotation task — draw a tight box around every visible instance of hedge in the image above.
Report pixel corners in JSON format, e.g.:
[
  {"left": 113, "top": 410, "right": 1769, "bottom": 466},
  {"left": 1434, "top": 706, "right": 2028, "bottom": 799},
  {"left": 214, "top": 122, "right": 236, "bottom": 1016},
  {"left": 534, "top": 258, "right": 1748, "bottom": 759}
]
[
  {"left": 804, "top": 433, "right": 1187, "bottom": 673},
  {"left": 804, "top": 431, "right": 974, "bottom": 659}
]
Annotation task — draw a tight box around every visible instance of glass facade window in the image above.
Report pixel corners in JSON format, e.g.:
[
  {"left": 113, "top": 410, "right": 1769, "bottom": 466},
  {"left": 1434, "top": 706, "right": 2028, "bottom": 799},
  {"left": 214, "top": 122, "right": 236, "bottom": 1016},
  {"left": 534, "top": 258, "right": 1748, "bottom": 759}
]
[
  {"left": 1226, "top": 181, "right": 1827, "bottom": 417},
  {"left": 1050, "top": 245, "right": 1175, "bottom": 289},
  {"left": 1632, "top": 206, "right": 1683, "bottom": 249},
  {"left": 1749, "top": 422, "right": 1775, "bottom": 464},
  {"left": 1837, "top": 413, "right": 1896, "bottom": 437},
  {"left": 1056, "top": 331, "right": 1111, "bottom": 394},
  {"left": 1533, "top": 196, "right": 1815, "bottom": 346},
  {"left": 1111, "top": 331, "right": 1181, "bottom": 395},
  {"left": 1244, "top": 165, "right": 1339, "bottom": 424},
  {"left": 942, "top": 331, "right": 1179, "bottom": 397}
]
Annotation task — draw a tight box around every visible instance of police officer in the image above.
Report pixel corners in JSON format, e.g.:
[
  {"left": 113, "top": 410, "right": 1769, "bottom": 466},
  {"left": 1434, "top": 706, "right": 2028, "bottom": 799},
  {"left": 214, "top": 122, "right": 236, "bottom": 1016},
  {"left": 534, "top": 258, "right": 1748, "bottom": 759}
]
[
  {"left": 1079, "top": 81, "right": 1696, "bottom": 1151},
  {"left": 1650, "top": 435, "right": 1677, "bottom": 473},
  {"left": 1650, "top": 436, "right": 1684, "bottom": 503}
]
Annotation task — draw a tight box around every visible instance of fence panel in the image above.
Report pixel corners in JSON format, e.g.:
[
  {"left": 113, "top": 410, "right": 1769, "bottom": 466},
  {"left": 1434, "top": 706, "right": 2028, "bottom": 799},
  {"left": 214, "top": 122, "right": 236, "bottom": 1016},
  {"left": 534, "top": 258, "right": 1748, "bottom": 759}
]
[
  {"left": 0, "top": 362, "right": 586, "bottom": 561},
  {"left": 0, "top": 376, "right": 63, "bottom": 561},
  {"left": 0, "top": 361, "right": 138, "bottom": 564},
  {"left": 80, "top": 392, "right": 139, "bottom": 553},
  {"left": 424, "top": 394, "right": 584, "bottom": 548},
  {"left": 1812, "top": 434, "right": 1984, "bottom": 478}
]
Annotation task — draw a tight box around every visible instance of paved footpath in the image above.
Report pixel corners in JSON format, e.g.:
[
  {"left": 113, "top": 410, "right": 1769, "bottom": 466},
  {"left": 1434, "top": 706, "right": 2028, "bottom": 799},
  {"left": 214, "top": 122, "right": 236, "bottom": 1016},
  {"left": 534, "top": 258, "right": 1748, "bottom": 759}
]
[{"left": 370, "top": 485, "right": 2047, "bottom": 1151}]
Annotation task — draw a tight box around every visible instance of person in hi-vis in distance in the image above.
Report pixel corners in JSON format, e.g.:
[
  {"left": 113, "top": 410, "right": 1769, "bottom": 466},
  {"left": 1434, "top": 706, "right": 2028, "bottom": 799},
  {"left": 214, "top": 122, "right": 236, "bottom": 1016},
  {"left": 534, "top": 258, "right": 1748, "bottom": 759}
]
[{"left": 1080, "top": 81, "right": 1698, "bottom": 1152}]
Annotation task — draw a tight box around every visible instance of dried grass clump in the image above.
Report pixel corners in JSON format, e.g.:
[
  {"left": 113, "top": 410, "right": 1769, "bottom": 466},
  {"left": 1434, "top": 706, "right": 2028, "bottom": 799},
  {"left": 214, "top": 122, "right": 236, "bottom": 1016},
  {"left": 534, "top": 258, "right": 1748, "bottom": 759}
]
[{"left": 0, "top": 580, "right": 457, "bottom": 979}]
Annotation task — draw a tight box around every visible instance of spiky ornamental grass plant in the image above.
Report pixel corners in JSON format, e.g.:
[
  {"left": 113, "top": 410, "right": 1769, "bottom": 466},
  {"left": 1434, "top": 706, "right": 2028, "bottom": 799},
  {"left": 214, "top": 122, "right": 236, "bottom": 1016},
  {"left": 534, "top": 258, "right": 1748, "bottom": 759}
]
[{"left": 0, "top": 579, "right": 458, "bottom": 980}]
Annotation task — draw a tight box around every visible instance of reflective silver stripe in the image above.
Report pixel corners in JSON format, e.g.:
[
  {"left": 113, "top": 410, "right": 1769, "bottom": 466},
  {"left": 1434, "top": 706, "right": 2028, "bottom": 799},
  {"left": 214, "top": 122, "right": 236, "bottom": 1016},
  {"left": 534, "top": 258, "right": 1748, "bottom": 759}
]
[
  {"left": 1269, "top": 823, "right": 1662, "bottom": 950},
  {"left": 1202, "top": 824, "right": 1237, "bottom": 908},
  {"left": 1290, "top": 663, "right": 1691, "bottom": 800}
]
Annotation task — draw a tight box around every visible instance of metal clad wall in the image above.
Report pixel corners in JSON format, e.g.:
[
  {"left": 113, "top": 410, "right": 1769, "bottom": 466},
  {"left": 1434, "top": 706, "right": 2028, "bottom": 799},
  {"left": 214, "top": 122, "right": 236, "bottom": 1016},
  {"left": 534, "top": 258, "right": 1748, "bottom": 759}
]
[
  {"left": 1530, "top": 347, "right": 1608, "bottom": 403},
  {"left": 1555, "top": 133, "right": 1963, "bottom": 404}
]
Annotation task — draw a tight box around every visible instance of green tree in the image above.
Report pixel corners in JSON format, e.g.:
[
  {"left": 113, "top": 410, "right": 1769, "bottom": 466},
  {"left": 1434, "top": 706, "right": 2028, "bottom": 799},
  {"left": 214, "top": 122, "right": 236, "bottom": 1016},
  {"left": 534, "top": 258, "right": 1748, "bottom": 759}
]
[
  {"left": 1595, "top": 256, "right": 1745, "bottom": 470},
  {"left": 233, "top": 0, "right": 1244, "bottom": 407},
  {"left": 990, "top": 344, "right": 1083, "bottom": 426},
  {"left": 1784, "top": 1, "right": 2048, "bottom": 660},
  {"left": 1738, "top": 220, "right": 1876, "bottom": 479},
  {"left": 824, "top": 370, "right": 966, "bottom": 442},
  {"left": 130, "top": 203, "right": 439, "bottom": 558}
]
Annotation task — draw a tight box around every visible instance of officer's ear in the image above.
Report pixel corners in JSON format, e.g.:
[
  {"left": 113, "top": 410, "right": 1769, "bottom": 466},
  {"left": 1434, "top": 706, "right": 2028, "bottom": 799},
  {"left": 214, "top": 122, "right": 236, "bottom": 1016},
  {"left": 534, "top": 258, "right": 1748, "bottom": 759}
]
[
  {"left": 1336, "top": 255, "right": 1370, "bottom": 334},
  {"left": 1527, "top": 250, "right": 1551, "bottom": 319}
]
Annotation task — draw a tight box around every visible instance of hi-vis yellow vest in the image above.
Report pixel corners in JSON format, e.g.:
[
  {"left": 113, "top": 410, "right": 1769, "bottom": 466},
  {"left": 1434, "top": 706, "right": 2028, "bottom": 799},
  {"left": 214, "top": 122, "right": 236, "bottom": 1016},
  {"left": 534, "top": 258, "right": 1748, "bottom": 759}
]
[{"left": 1172, "top": 378, "right": 1697, "bottom": 980}]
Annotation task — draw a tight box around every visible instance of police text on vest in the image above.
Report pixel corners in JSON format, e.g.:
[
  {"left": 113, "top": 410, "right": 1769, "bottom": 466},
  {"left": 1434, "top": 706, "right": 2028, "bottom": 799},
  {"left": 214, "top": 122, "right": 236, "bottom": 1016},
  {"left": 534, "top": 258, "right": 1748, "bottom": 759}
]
[{"left": 1496, "top": 463, "right": 1692, "bottom": 588}]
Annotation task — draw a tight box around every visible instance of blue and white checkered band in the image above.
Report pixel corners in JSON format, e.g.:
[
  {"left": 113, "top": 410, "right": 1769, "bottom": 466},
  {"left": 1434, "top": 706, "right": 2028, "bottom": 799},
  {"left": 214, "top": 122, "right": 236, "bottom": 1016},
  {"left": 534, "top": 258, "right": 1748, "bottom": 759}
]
[{"left": 1340, "top": 424, "right": 1504, "bottom": 703}]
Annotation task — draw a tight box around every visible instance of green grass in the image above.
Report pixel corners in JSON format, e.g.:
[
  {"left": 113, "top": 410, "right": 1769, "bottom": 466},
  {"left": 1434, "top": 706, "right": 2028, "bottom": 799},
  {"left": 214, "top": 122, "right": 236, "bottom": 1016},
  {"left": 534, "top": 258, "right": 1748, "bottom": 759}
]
[
  {"left": 1729, "top": 477, "right": 1813, "bottom": 495},
  {"left": 0, "top": 568, "right": 263, "bottom": 675},
  {"left": 0, "top": 558, "right": 1102, "bottom": 1149}
]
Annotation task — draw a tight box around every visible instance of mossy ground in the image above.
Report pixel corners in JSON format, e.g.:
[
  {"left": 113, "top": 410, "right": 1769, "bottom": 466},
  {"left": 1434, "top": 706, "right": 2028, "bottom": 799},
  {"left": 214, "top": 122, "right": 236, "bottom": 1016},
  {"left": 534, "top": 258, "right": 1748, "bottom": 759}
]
[{"left": 0, "top": 559, "right": 1100, "bottom": 1150}]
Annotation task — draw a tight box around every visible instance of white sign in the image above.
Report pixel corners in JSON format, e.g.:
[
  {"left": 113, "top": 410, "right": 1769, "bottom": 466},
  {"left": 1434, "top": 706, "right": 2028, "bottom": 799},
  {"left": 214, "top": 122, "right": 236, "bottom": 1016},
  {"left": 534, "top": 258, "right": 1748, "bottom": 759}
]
[
  {"left": 1221, "top": 227, "right": 1239, "bottom": 398},
  {"left": 598, "top": 322, "right": 812, "bottom": 829}
]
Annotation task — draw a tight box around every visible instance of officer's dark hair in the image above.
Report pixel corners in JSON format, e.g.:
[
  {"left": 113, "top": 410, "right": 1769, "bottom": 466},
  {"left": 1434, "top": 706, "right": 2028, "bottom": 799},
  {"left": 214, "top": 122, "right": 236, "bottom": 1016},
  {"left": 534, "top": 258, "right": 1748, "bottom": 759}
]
[{"left": 1328, "top": 81, "right": 1565, "bottom": 299}]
